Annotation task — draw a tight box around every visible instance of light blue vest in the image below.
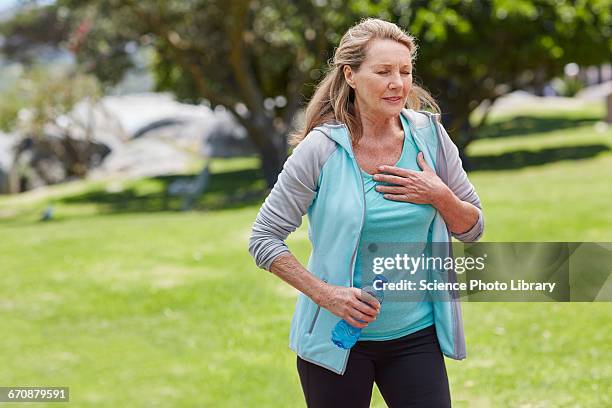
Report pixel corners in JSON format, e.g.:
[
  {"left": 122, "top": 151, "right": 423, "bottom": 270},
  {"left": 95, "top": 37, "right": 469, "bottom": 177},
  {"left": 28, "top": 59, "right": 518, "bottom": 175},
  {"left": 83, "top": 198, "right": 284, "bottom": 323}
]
[{"left": 289, "top": 110, "right": 466, "bottom": 374}]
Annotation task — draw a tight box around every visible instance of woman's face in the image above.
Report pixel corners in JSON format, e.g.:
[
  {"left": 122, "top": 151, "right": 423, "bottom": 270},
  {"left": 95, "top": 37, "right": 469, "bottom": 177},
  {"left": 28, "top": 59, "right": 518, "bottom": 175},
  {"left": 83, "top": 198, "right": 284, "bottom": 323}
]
[{"left": 343, "top": 39, "right": 413, "bottom": 119}]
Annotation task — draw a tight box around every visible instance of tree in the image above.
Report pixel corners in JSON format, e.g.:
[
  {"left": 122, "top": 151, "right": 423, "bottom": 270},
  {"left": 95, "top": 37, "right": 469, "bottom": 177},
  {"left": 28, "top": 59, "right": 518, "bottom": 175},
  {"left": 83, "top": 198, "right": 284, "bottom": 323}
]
[
  {"left": 2, "top": 0, "right": 610, "bottom": 178},
  {"left": 0, "top": 67, "right": 110, "bottom": 190},
  {"left": 389, "top": 0, "right": 612, "bottom": 155},
  {"left": 2, "top": 0, "right": 362, "bottom": 187}
]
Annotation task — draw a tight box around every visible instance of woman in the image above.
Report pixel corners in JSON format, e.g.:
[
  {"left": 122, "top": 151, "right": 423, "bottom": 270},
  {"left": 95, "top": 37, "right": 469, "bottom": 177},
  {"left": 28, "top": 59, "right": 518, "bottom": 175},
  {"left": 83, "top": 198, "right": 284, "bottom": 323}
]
[{"left": 249, "top": 18, "right": 484, "bottom": 407}]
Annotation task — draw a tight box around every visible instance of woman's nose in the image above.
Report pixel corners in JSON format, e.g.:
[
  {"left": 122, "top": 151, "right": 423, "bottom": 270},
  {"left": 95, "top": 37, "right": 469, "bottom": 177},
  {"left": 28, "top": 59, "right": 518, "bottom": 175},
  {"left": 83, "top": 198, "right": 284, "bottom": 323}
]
[
  {"left": 388, "top": 73, "right": 403, "bottom": 89},
  {"left": 388, "top": 82, "right": 402, "bottom": 90}
]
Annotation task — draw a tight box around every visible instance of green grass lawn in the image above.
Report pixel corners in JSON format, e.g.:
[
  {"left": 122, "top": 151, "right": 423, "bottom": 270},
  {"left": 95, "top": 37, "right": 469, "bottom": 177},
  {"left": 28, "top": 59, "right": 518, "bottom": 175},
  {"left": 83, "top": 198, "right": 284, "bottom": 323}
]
[{"left": 1, "top": 105, "right": 611, "bottom": 407}]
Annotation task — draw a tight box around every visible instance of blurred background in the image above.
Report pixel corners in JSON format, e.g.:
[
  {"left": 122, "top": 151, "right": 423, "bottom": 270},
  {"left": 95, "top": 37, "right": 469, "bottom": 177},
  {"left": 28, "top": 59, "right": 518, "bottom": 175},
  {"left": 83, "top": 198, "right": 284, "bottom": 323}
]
[{"left": 0, "top": 0, "right": 610, "bottom": 406}]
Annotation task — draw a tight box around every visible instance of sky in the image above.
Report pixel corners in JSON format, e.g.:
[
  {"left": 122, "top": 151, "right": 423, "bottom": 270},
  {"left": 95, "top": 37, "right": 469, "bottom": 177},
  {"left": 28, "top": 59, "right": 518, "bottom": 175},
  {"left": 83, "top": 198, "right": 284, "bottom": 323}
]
[{"left": 0, "top": 0, "right": 55, "bottom": 13}]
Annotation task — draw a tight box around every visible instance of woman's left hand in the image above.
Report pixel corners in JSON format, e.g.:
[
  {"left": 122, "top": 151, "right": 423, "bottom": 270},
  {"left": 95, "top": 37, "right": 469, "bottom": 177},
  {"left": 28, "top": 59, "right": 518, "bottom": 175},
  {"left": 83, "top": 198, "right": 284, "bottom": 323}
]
[{"left": 373, "top": 152, "right": 449, "bottom": 206}]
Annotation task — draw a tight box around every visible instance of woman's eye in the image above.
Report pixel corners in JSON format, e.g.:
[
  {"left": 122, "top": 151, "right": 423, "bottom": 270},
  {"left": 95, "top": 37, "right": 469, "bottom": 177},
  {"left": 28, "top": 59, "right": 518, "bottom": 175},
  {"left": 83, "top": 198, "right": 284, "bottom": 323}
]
[{"left": 376, "top": 71, "right": 411, "bottom": 75}]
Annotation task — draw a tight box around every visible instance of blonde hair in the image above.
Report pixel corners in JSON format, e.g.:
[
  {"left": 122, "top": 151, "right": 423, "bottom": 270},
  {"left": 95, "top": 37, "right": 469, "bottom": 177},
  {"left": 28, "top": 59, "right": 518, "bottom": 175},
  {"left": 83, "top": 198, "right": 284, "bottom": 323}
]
[{"left": 289, "top": 17, "right": 439, "bottom": 146}]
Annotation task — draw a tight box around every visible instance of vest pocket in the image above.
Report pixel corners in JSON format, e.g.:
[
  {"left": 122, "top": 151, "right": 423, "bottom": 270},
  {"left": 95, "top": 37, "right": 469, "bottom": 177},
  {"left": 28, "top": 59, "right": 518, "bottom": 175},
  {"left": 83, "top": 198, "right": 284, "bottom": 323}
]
[{"left": 306, "top": 278, "right": 327, "bottom": 335}]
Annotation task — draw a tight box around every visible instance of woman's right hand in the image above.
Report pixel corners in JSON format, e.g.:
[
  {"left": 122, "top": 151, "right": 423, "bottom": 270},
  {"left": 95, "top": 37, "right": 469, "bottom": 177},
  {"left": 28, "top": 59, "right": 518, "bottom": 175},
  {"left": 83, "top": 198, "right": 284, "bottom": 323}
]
[{"left": 316, "top": 284, "right": 381, "bottom": 328}]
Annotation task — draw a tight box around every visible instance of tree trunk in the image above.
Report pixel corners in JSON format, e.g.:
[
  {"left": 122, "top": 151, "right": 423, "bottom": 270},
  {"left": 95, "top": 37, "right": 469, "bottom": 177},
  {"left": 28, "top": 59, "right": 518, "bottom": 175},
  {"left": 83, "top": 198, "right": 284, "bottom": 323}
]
[
  {"left": 237, "top": 110, "right": 289, "bottom": 189},
  {"left": 252, "top": 129, "right": 287, "bottom": 189}
]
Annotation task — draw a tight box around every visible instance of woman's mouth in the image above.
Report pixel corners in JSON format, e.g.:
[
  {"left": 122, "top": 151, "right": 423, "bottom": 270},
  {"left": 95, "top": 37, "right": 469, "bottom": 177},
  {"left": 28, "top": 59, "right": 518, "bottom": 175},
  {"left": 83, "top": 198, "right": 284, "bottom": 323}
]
[{"left": 383, "top": 96, "right": 402, "bottom": 103}]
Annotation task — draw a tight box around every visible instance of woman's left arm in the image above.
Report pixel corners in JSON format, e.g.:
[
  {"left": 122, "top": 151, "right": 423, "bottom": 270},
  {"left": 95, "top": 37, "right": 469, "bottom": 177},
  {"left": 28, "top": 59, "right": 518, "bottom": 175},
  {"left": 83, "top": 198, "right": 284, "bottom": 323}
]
[
  {"left": 433, "top": 122, "right": 484, "bottom": 241},
  {"left": 373, "top": 124, "right": 484, "bottom": 241},
  {"left": 430, "top": 181, "right": 481, "bottom": 239}
]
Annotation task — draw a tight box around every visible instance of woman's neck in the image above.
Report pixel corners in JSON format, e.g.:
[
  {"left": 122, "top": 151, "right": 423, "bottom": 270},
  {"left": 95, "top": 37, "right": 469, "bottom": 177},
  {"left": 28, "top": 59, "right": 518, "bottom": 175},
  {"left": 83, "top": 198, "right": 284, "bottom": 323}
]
[{"left": 356, "top": 104, "right": 403, "bottom": 144}]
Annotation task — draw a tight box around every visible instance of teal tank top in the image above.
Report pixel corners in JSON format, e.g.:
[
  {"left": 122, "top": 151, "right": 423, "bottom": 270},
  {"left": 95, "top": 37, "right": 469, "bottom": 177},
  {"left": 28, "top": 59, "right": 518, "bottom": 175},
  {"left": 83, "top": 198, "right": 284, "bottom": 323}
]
[{"left": 354, "top": 114, "right": 435, "bottom": 340}]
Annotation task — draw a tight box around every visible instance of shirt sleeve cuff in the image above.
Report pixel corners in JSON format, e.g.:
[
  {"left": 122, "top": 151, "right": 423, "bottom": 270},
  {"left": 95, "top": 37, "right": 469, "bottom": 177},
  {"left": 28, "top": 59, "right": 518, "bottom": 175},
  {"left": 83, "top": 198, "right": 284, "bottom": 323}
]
[{"left": 451, "top": 209, "right": 484, "bottom": 242}]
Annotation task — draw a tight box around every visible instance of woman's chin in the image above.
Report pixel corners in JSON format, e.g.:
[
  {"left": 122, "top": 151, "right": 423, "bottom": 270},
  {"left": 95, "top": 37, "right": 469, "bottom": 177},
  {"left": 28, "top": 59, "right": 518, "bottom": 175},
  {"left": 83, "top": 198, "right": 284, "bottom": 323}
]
[{"left": 379, "top": 106, "right": 404, "bottom": 117}]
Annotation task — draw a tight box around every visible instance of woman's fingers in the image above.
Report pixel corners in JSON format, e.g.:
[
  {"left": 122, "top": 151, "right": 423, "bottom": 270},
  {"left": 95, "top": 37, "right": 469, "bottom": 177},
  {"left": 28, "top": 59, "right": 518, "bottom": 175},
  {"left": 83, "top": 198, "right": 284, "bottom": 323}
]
[
  {"left": 352, "top": 309, "right": 376, "bottom": 324},
  {"left": 383, "top": 194, "right": 414, "bottom": 202},
  {"left": 356, "top": 291, "right": 380, "bottom": 312},
  {"left": 331, "top": 287, "right": 381, "bottom": 327},
  {"left": 351, "top": 290, "right": 380, "bottom": 322},
  {"left": 377, "top": 165, "right": 413, "bottom": 177},
  {"left": 346, "top": 317, "right": 368, "bottom": 328},
  {"left": 348, "top": 308, "right": 375, "bottom": 324},
  {"left": 375, "top": 185, "right": 404, "bottom": 194},
  {"left": 375, "top": 181, "right": 428, "bottom": 204},
  {"left": 351, "top": 302, "right": 378, "bottom": 322},
  {"left": 372, "top": 173, "right": 406, "bottom": 185}
]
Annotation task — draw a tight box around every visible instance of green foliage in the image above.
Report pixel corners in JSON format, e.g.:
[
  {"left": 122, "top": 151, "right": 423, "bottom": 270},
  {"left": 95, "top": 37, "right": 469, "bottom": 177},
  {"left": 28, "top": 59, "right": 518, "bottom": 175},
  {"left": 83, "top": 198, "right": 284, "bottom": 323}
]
[
  {"left": 552, "top": 76, "right": 585, "bottom": 97},
  {"left": 386, "top": 0, "right": 612, "bottom": 146},
  {"left": 1, "top": 0, "right": 610, "bottom": 171},
  {"left": 0, "top": 2, "right": 72, "bottom": 65},
  {"left": 0, "top": 66, "right": 102, "bottom": 136},
  {"left": 0, "top": 84, "right": 24, "bottom": 133}
]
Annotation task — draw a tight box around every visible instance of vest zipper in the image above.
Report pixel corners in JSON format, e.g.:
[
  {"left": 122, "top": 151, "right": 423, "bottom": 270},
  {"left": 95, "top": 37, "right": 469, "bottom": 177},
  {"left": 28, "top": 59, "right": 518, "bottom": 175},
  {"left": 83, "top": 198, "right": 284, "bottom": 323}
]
[
  {"left": 307, "top": 278, "right": 327, "bottom": 335},
  {"left": 340, "top": 146, "right": 367, "bottom": 373}
]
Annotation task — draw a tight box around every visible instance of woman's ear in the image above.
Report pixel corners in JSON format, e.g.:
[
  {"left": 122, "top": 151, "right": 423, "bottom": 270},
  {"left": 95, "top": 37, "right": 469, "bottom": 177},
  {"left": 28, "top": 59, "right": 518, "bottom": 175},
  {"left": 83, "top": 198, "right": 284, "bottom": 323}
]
[{"left": 343, "top": 65, "right": 356, "bottom": 89}]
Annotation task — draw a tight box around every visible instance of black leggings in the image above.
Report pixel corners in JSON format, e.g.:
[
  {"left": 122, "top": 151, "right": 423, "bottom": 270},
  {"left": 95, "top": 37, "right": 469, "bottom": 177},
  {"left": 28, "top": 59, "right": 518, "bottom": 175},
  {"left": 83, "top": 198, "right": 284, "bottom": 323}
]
[{"left": 297, "top": 324, "right": 451, "bottom": 407}]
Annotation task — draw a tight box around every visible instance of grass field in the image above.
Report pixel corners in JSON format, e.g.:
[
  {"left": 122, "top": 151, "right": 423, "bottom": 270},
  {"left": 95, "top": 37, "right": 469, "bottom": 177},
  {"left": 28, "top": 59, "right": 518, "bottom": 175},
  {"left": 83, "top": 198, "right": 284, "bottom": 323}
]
[{"left": 1, "top": 104, "right": 611, "bottom": 407}]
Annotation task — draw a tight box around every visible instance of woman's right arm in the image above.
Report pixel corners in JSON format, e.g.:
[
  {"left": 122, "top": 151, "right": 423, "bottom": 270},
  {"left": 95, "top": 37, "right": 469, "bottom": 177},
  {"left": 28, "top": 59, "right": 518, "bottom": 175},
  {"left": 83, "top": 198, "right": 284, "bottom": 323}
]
[
  {"left": 269, "top": 253, "right": 379, "bottom": 328},
  {"left": 248, "top": 130, "right": 379, "bottom": 327}
]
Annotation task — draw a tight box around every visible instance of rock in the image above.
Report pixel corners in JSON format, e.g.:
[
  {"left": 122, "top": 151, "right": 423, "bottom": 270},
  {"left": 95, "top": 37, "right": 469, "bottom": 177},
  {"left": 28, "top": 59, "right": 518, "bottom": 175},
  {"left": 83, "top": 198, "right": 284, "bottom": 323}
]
[
  {"left": 100, "top": 92, "right": 214, "bottom": 136},
  {"left": 88, "top": 137, "right": 194, "bottom": 179},
  {"left": 66, "top": 99, "right": 128, "bottom": 150},
  {"left": 12, "top": 133, "right": 111, "bottom": 191},
  {"left": 0, "top": 132, "right": 18, "bottom": 194},
  {"left": 575, "top": 80, "right": 612, "bottom": 102},
  {"left": 201, "top": 112, "right": 256, "bottom": 158},
  {"left": 102, "top": 93, "right": 256, "bottom": 158},
  {"left": 3, "top": 93, "right": 258, "bottom": 190}
]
